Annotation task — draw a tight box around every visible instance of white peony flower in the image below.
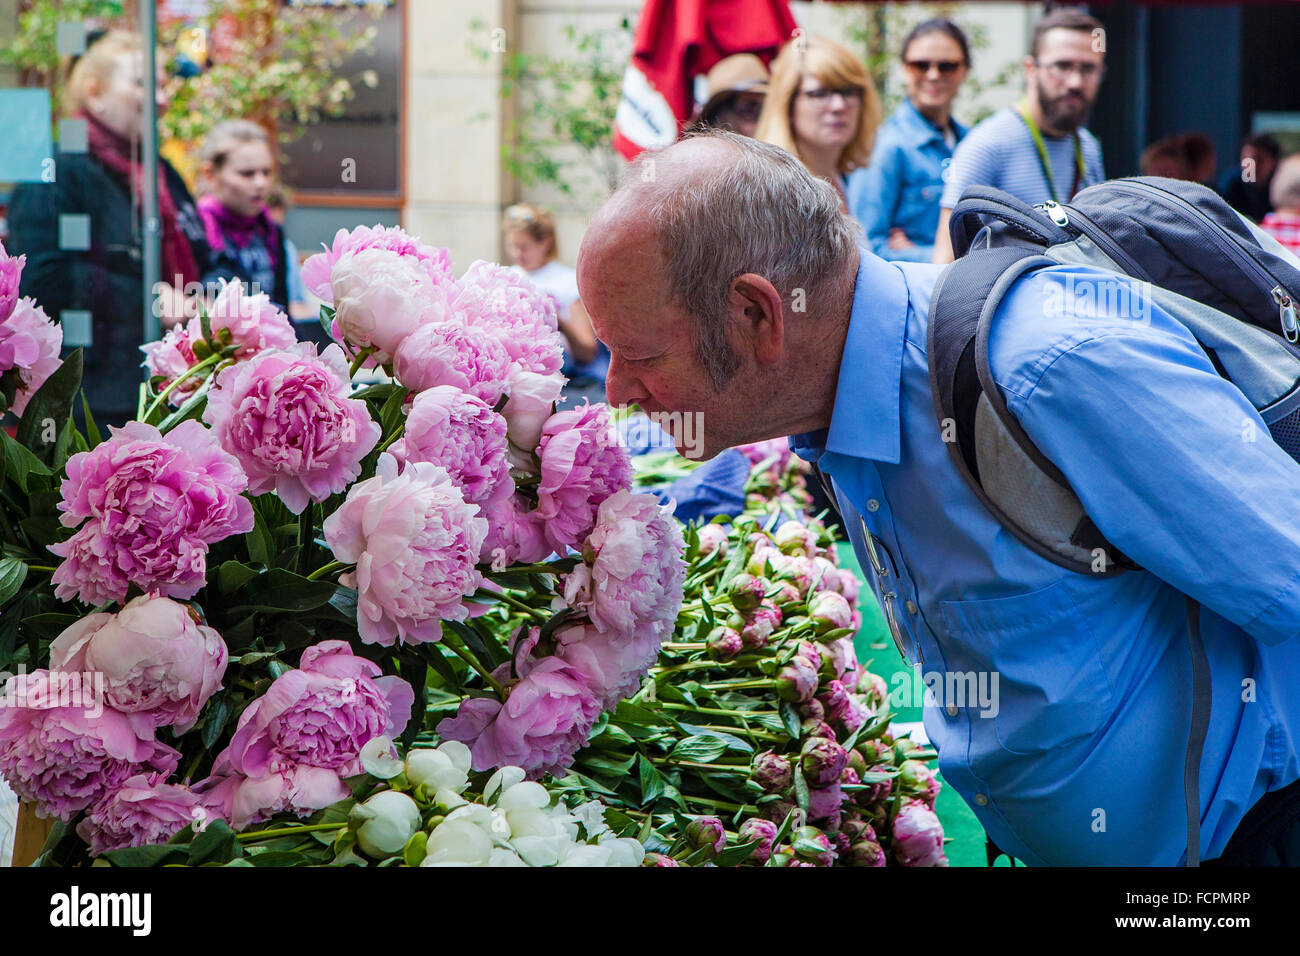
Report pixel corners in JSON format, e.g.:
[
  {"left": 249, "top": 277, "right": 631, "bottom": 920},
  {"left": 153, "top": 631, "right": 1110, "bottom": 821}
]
[
  {"left": 360, "top": 736, "right": 404, "bottom": 780},
  {"left": 436, "top": 740, "right": 473, "bottom": 774},
  {"left": 571, "top": 800, "right": 609, "bottom": 838},
  {"left": 422, "top": 819, "right": 493, "bottom": 867},
  {"left": 484, "top": 766, "right": 527, "bottom": 803},
  {"left": 598, "top": 835, "right": 646, "bottom": 868},
  {"left": 405, "top": 747, "right": 469, "bottom": 793},
  {"left": 496, "top": 781, "right": 550, "bottom": 813},
  {"left": 354, "top": 791, "right": 422, "bottom": 859},
  {"left": 558, "top": 843, "right": 614, "bottom": 867},
  {"left": 489, "top": 847, "right": 527, "bottom": 867}
]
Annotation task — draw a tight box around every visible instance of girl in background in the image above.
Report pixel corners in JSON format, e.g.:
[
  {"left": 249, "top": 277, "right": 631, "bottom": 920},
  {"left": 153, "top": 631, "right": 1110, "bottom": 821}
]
[{"left": 502, "top": 203, "right": 608, "bottom": 408}]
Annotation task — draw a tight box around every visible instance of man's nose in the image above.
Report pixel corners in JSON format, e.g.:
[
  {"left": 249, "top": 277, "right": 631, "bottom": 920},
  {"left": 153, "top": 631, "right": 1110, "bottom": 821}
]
[{"left": 604, "top": 354, "right": 645, "bottom": 408}]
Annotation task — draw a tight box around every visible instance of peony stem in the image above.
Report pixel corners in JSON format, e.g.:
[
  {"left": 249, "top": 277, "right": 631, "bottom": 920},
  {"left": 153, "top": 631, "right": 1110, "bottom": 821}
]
[
  {"left": 297, "top": 508, "right": 313, "bottom": 574},
  {"left": 652, "top": 660, "right": 746, "bottom": 677},
  {"left": 682, "top": 795, "right": 756, "bottom": 813},
  {"left": 657, "top": 759, "right": 750, "bottom": 773},
  {"left": 489, "top": 591, "right": 549, "bottom": 622},
  {"left": 699, "top": 678, "right": 778, "bottom": 692},
  {"left": 657, "top": 702, "right": 780, "bottom": 718},
  {"left": 236, "top": 822, "right": 347, "bottom": 842},
  {"left": 306, "top": 560, "right": 351, "bottom": 581},
  {"left": 375, "top": 424, "right": 406, "bottom": 455},
  {"left": 142, "top": 350, "right": 224, "bottom": 422},
  {"left": 661, "top": 642, "right": 707, "bottom": 651},
  {"left": 685, "top": 724, "right": 785, "bottom": 743},
  {"left": 348, "top": 346, "right": 377, "bottom": 379},
  {"left": 443, "top": 638, "right": 508, "bottom": 697}
]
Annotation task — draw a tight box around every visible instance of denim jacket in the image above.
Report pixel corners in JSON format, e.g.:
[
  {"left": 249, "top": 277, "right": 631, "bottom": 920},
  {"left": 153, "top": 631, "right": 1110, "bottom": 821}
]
[{"left": 847, "top": 100, "right": 967, "bottom": 262}]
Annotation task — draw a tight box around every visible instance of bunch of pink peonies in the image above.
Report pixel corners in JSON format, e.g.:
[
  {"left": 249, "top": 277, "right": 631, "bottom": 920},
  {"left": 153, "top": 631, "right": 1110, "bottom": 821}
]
[
  {"left": 438, "top": 490, "right": 685, "bottom": 778},
  {"left": 0, "top": 240, "right": 62, "bottom": 416}
]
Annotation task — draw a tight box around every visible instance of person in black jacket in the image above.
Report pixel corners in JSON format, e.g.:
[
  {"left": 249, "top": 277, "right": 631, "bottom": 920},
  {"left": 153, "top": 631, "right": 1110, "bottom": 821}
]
[{"left": 7, "top": 30, "right": 208, "bottom": 426}]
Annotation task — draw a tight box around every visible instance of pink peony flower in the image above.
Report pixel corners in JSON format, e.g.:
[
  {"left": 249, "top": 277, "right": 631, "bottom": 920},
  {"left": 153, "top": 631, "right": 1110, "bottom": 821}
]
[
  {"left": 738, "top": 818, "right": 779, "bottom": 864},
  {"left": 561, "top": 489, "right": 685, "bottom": 638},
  {"left": 435, "top": 656, "right": 600, "bottom": 778},
  {"left": 323, "top": 455, "right": 488, "bottom": 645},
  {"left": 49, "top": 420, "right": 254, "bottom": 606},
  {"left": 0, "top": 297, "right": 63, "bottom": 417},
  {"left": 203, "top": 342, "right": 380, "bottom": 515},
  {"left": 50, "top": 595, "right": 227, "bottom": 734},
  {"left": 892, "top": 802, "right": 949, "bottom": 867},
  {"left": 0, "top": 672, "right": 180, "bottom": 821},
  {"left": 387, "top": 385, "right": 512, "bottom": 506},
  {"left": 220, "top": 641, "right": 414, "bottom": 783},
  {"left": 737, "top": 437, "right": 792, "bottom": 472},
  {"left": 206, "top": 278, "right": 297, "bottom": 357},
  {"left": 535, "top": 402, "right": 633, "bottom": 555},
  {"left": 140, "top": 323, "right": 201, "bottom": 406},
  {"left": 76, "top": 773, "right": 206, "bottom": 855},
  {"left": 194, "top": 758, "right": 350, "bottom": 831},
  {"left": 807, "top": 781, "right": 844, "bottom": 824},
  {"left": 453, "top": 260, "right": 565, "bottom": 378},
  {"left": 391, "top": 320, "right": 513, "bottom": 405},
  {"left": 0, "top": 239, "right": 23, "bottom": 322},
  {"left": 500, "top": 369, "right": 565, "bottom": 471},
  {"left": 551, "top": 622, "right": 657, "bottom": 712},
  {"left": 478, "top": 492, "right": 550, "bottom": 568},
  {"left": 330, "top": 248, "right": 442, "bottom": 363},
  {"left": 301, "top": 224, "right": 454, "bottom": 304}
]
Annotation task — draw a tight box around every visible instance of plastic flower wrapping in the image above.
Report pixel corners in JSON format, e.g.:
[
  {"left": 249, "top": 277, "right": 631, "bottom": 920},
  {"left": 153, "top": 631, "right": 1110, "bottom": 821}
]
[{"left": 0, "top": 230, "right": 946, "bottom": 867}]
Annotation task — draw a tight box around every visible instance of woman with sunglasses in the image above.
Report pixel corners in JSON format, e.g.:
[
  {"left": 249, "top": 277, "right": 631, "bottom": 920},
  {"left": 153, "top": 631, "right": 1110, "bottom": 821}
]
[
  {"left": 755, "top": 36, "right": 882, "bottom": 212},
  {"left": 847, "top": 19, "right": 970, "bottom": 262}
]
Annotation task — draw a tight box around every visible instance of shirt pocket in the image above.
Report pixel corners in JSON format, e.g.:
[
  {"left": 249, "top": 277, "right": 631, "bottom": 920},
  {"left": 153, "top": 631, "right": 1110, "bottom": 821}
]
[{"left": 940, "top": 577, "right": 1115, "bottom": 756}]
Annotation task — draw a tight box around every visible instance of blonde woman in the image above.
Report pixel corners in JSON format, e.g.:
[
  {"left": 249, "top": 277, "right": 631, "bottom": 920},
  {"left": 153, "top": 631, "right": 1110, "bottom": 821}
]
[{"left": 755, "top": 35, "right": 882, "bottom": 210}]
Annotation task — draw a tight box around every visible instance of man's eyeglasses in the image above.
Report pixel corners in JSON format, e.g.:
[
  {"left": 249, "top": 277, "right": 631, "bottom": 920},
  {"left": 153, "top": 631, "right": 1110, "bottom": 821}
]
[
  {"left": 859, "top": 516, "right": 925, "bottom": 667},
  {"left": 1036, "top": 59, "right": 1106, "bottom": 81},
  {"left": 903, "top": 59, "right": 964, "bottom": 77},
  {"left": 798, "top": 85, "right": 864, "bottom": 106}
]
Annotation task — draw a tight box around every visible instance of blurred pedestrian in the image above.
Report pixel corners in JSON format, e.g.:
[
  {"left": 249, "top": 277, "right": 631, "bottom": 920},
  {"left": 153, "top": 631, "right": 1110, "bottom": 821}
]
[
  {"left": 197, "top": 120, "right": 291, "bottom": 313},
  {"left": 848, "top": 18, "right": 970, "bottom": 262},
  {"left": 6, "top": 29, "right": 209, "bottom": 426},
  {"left": 755, "top": 35, "right": 882, "bottom": 212},
  {"left": 1220, "top": 134, "right": 1281, "bottom": 224},
  {"left": 1140, "top": 136, "right": 1192, "bottom": 180},
  {"left": 264, "top": 185, "right": 318, "bottom": 324},
  {"left": 689, "top": 53, "right": 769, "bottom": 138},
  {"left": 933, "top": 8, "right": 1106, "bottom": 263},
  {"left": 502, "top": 203, "right": 607, "bottom": 408},
  {"left": 1261, "top": 154, "right": 1300, "bottom": 257}
]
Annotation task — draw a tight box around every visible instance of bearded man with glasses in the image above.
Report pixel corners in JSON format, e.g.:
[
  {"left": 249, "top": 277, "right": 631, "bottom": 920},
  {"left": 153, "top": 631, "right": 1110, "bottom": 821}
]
[{"left": 932, "top": 8, "right": 1108, "bottom": 263}]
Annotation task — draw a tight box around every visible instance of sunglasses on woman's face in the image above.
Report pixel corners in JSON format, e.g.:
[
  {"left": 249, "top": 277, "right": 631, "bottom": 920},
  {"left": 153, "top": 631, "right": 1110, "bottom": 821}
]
[{"left": 904, "top": 59, "right": 964, "bottom": 76}]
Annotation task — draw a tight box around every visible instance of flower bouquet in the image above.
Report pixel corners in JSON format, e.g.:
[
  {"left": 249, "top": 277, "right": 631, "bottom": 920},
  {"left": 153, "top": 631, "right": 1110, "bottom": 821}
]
[{"left": 0, "top": 228, "right": 685, "bottom": 865}]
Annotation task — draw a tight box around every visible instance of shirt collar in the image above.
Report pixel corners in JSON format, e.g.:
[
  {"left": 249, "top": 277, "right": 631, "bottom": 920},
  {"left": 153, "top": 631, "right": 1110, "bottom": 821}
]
[
  {"left": 898, "top": 98, "right": 966, "bottom": 148},
  {"left": 790, "top": 249, "right": 910, "bottom": 465}
]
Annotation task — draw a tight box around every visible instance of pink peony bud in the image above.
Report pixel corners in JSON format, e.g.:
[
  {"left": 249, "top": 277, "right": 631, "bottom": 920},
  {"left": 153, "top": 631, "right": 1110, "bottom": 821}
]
[
  {"left": 707, "top": 626, "right": 744, "bottom": 662},
  {"left": 776, "top": 656, "right": 819, "bottom": 703},
  {"left": 752, "top": 751, "right": 793, "bottom": 793},
  {"left": 773, "top": 520, "right": 810, "bottom": 556},
  {"left": 790, "top": 825, "right": 836, "bottom": 866},
  {"left": 727, "top": 573, "right": 765, "bottom": 613},
  {"left": 801, "top": 737, "right": 849, "bottom": 788},
  {"left": 644, "top": 852, "right": 680, "bottom": 867},
  {"left": 817, "top": 680, "right": 850, "bottom": 723},
  {"left": 738, "top": 818, "right": 779, "bottom": 864},
  {"left": 685, "top": 816, "right": 727, "bottom": 857},
  {"left": 695, "top": 524, "right": 729, "bottom": 557},
  {"left": 892, "top": 802, "right": 949, "bottom": 867},
  {"left": 809, "top": 590, "right": 854, "bottom": 637},
  {"left": 848, "top": 839, "right": 888, "bottom": 867}
]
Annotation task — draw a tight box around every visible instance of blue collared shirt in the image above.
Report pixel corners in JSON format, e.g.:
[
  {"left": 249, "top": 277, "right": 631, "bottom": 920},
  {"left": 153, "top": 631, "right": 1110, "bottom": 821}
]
[
  {"left": 846, "top": 100, "right": 967, "bottom": 263},
  {"left": 791, "top": 250, "right": 1300, "bottom": 865}
]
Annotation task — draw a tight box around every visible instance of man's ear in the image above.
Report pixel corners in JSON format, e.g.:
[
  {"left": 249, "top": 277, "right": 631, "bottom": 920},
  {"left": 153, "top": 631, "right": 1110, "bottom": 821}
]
[{"left": 728, "top": 273, "right": 783, "bottom": 365}]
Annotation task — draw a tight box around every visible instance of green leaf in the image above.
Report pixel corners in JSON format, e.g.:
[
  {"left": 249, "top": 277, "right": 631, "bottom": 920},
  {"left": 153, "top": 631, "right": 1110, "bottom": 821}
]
[
  {"left": 780, "top": 701, "right": 802, "bottom": 739},
  {"left": 637, "top": 754, "right": 666, "bottom": 805},
  {"left": 1, "top": 429, "right": 51, "bottom": 492},
  {"left": 79, "top": 392, "right": 102, "bottom": 448},
  {"left": 423, "top": 644, "right": 463, "bottom": 693},
  {"left": 245, "top": 511, "right": 275, "bottom": 568},
  {"left": 669, "top": 734, "right": 729, "bottom": 763},
  {"left": 318, "top": 303, "right": 334, "bottom": 338},
  {"left": 792, "top": 765, "right": 811, "bottom": 812},
  {"left": 578, "top": 752, "right": 636, "bottom": 777},
  {"left": 100, "top": 843, "right": 188, "bottom": 867},
  {"left": 226, "top": 569, "right": 339, "bottom": 614},
  {"left": 16, "top": 349, "right": 82, "bottom": 464},
  {"left": 187, "top": 820, "right": 243, "bottom": 866},
  {"left": 216, "top": 560, "right": 260, "bottom": 594},
  {"left": 714, "top": 839, "right": 759, "bottom": 867},
  {"left": 0, "top": 557, "right": 28, "bottom": 607},
  {"left": 200, "top": 696, "right": 232, "bottom": 749},
  {"left": 676, "top": 722, "right": 753, "bottom": 754}
]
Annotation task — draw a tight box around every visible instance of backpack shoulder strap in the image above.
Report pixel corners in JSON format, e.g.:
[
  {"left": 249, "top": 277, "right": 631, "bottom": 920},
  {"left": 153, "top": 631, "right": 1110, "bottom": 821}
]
[{"left": 929, "top": 248, "right": 1134, "bottom": 574}]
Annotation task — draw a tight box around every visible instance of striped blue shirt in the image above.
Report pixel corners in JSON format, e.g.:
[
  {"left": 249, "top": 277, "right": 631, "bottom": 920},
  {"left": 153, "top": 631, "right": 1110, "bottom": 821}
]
[{"left": 939, "top": 107, "right": 1105, "bottom": 209}]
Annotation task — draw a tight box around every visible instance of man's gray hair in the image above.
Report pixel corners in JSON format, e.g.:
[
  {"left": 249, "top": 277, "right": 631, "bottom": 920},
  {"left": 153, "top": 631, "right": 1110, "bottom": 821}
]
[{"left": 619, "top": 130, "right": 860, "bottom": 390}]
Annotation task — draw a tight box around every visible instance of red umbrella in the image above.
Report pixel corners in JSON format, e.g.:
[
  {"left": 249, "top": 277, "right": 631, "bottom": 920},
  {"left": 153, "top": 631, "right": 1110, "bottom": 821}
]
[{"left": 613, "top": 0, "right": 799, "bottom": 159}]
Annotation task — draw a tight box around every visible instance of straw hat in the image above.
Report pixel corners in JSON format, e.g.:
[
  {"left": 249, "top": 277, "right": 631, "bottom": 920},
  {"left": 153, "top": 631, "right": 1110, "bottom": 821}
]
[{"left": 698, "top": 54, "right": 770, "bottom": 126}]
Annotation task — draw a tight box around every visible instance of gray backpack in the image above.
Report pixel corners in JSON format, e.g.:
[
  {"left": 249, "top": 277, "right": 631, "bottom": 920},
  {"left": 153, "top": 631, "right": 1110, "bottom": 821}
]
[{"left": 928, "top": 176, "right": 1300, "bottom": 866}]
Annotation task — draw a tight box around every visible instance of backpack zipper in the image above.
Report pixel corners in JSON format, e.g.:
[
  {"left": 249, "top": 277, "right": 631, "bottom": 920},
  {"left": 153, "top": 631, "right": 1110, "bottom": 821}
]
[{"left": 1105, "top": 179, "right": 1300, "bottom": 335}]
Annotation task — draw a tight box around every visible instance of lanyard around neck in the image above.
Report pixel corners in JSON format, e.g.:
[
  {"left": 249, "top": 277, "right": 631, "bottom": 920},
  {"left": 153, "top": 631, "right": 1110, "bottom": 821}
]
[{"left": 1016, "top": 100, "right": 1084, "bottom": 202}]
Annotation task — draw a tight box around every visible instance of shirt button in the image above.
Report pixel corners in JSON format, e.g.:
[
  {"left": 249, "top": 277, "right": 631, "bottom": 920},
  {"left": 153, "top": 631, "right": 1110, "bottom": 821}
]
[
  {"left": 866, "top": 499, "right": 880, "bottom": 512},
  {"left": 974, "top": 794, "right": 989, "bottom": 806},
  {"left": 906, "top": 600, "right": 918, "bottom": 615},
  {"left": 946, "top": 703, "right": 958, "bottom": 717}
]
